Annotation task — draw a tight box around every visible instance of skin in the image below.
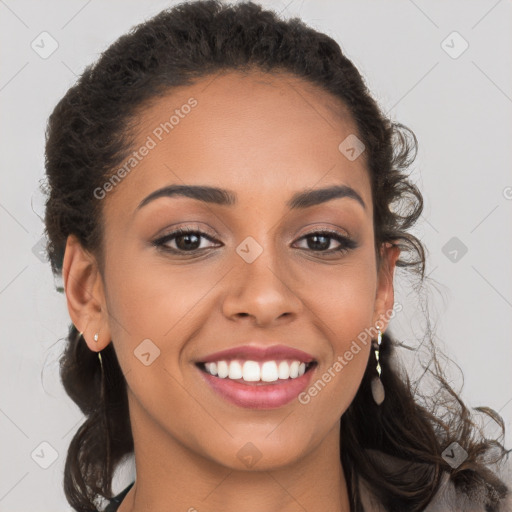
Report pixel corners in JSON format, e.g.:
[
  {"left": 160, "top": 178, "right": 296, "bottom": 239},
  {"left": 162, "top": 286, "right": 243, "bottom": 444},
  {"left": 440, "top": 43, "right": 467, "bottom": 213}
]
[{"left": 63, "top": 69, "right": 400, "bottom": 512}]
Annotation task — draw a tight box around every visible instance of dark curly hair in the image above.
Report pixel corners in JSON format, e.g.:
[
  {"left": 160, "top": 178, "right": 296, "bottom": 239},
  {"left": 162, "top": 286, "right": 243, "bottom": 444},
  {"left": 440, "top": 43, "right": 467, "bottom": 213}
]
[{"left": 41, "top": 1, "right": 510, "bottom": 511}]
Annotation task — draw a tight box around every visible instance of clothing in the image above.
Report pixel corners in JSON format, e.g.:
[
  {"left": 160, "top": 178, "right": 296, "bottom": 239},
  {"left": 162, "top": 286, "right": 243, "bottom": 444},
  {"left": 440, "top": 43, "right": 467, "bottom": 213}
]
[
  {"left": 360, "top": 472, "right": 512, "bottom": 511},
  {"left": 104, "top": 464, "right": 512, "bottom": 511},
  {"left": 104, "top": 481, "right": 134, "bottom": 512},
  {"left": 359, "top": 449, "right": 512, "bottom": 512}
]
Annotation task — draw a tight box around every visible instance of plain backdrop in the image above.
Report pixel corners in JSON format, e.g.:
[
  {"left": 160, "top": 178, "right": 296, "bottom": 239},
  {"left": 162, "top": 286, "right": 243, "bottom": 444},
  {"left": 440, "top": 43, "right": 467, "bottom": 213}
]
[{"left": 1, "top": 0, "right": 511, "bottom": 510}]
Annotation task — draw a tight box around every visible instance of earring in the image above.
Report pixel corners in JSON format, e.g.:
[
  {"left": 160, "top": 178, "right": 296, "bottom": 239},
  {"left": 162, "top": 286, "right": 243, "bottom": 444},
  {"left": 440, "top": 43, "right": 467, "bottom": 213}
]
[
  {"left": 371, "top": 327, "right": 385, "bottom": 405},
  {"left": 79, "top": 331, "right": 103, "bottom": 367},
  {"left": 79, "top": 329, "right": 108, "bottom": 470},
  {"left": 93, "top": 333, "right": 104, "bottom": 366}
]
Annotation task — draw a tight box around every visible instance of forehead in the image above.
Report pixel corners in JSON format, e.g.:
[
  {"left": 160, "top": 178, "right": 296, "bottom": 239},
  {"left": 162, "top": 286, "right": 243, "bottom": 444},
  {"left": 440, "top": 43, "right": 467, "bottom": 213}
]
[{"left": 102, "top": 69, "right": 372, "bottom": 220}]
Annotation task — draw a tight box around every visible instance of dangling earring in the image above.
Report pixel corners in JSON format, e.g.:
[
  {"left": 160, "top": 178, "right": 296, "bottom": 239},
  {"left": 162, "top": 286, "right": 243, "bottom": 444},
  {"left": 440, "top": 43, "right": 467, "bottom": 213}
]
[
  {"left": 93, "top": 332, "right": 103, "bottom": 366},
  {"left": 371, "top": 327, "right": 385, "bottom": 405},
  {"left": 80, "top": 330, "right": 103, "bottom": 367},
  {"left": 88, "top": 331, "right": 110, "bottom": 469}
]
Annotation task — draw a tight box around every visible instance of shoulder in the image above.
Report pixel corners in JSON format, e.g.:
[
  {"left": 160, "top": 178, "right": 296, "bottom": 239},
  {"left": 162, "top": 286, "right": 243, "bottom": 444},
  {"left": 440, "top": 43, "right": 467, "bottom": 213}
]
[
  {"left": 359, "top": 450, "right": 512, "bottom": 511},
  {"left": 422, "top": 471, "right": 512, "bottom": 512},
  {"left": 104, "top": 481, "right": 134, "bottom": 512}
]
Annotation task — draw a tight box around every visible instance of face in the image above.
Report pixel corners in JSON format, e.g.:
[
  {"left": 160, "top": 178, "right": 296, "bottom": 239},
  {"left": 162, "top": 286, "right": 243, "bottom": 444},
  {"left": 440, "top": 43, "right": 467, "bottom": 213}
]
[{"left": 64, "top": 69, "right": 399, "bottom": 472}]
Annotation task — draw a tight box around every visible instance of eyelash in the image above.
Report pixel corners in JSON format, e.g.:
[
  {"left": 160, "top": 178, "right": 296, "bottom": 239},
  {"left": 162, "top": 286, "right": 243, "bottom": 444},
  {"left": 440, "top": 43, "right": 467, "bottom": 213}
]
[{"left": 152, "top": 227, "right": 358, "bottom": 256}]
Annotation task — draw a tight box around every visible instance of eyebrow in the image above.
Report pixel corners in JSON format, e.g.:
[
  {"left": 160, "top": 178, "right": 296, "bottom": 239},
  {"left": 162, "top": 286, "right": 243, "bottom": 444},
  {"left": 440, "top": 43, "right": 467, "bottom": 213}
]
[{"left": 136, "top": 184, "right": 366, "bottom": 211}]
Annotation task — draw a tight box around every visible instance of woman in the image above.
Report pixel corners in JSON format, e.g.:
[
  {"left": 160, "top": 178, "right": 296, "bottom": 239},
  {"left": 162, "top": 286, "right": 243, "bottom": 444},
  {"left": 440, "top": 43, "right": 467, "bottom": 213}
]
[{"left": 42, "top": 1, "right": 511, "bottom": 510}]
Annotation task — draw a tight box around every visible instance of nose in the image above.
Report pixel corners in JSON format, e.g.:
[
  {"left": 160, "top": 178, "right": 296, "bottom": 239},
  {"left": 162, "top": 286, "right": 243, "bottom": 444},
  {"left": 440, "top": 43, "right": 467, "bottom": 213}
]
[{"left": 221, "top": 240, "right": 303, "bottom": 327}]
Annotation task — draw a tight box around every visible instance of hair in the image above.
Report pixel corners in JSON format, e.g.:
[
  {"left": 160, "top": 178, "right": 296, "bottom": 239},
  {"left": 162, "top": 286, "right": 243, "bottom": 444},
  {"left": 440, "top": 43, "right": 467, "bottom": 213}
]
[{"left": 42, "top": 1, "right": 510, "bottom": 511}]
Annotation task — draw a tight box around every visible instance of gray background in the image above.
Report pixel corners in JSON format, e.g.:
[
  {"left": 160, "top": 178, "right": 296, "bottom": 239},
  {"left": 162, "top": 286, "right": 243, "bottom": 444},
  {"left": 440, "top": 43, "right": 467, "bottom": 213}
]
[{"left": 1, "top": 0, "right": 511, "bottom": 510}]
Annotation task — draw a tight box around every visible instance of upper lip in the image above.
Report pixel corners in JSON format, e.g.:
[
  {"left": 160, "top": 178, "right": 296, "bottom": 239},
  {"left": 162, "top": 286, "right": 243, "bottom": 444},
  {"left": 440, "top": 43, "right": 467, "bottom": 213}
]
[{"left": 197, "top": 344, "right": 316, "bottom": 364}]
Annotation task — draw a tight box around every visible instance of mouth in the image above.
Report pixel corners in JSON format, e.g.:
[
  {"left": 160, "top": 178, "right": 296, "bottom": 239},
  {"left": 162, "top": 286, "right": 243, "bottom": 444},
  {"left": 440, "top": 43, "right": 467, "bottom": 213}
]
[
  {"left": 195, "top": 359, "right": 318, "bottom": 409},
  {"left": 196, "top": 359, "right": 318, "bottom": 384}
]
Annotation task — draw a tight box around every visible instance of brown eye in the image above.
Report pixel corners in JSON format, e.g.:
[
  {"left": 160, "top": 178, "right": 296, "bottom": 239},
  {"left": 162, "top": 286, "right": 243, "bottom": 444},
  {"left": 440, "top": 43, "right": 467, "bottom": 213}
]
[
  {"left": 294, "top": 230, "right": 358, "bottom": 254},
  {"left": 153, "top": 228, "right": 220, "bottom": 253}
]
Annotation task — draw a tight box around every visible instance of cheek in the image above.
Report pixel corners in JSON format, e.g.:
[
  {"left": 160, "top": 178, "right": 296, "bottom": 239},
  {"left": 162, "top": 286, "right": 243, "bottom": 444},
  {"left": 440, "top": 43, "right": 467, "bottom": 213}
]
[
  {"left": 102, "top": 253, "right": 213, "bottom": 427},
  {"left": 303, "top": 258, "right": 377, "bottom": 339},
  {"left": 298, "top": 299, "right": 373, "bottom": 426},
  {"left": 298, "top": 259, "right": 376, "bottom": 413},
  {"left": 103, "top": 248, "right": 222, "bottom": 361}
]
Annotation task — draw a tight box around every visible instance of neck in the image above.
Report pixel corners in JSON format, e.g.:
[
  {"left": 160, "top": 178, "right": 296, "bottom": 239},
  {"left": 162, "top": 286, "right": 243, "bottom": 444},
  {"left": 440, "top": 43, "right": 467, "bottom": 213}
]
[{"left": 118, "top": 392, "right": 351, "bottom": 512}]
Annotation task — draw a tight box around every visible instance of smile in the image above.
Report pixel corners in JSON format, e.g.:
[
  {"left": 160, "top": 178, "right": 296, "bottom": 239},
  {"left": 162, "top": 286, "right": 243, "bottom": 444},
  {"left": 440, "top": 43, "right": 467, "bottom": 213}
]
[
  {"left": 196, "top": 359, "right": 318, "bottom": 409},
  {"left": 198, "top": 359, "right": 316, "bottom": 383}
]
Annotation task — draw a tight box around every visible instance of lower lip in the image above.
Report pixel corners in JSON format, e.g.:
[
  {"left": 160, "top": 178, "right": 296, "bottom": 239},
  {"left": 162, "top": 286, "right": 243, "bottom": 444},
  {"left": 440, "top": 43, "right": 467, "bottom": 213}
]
[{"left": 197, "top": 364, "right": 316, "bottom": 409}]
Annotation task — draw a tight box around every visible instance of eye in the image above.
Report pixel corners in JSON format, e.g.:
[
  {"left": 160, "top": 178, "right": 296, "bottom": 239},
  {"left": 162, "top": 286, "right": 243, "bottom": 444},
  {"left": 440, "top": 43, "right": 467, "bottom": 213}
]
[
  {"left": 152, "top": 227, "right": 221, "bottom": 253},
  {"left": 152, "top": 227, "right": 358, "bottom": 256},
  {"left": 293, "top": 229, "right": 358, "bottom": 255}
]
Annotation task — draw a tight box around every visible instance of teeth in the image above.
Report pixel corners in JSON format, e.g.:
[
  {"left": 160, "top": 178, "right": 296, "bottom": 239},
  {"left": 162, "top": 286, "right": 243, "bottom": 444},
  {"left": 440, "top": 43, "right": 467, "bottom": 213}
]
[
  {"left": 289, "top": 361, "right": 299, "bottom": 378},
  {"left": 228, "top": 361, "right": 243, "bottom": 380},
  {"left": 242, "top": 361, "right": 260, "bottom": 381},
  {"left": 216, "top": 361, "right": 228, "bottom": 378},
  {"left": 203, "top": 359, "right": 312, "bottom": 382},
  {"left": 278, "top": 361, "right": 290, "bottom": 379},
  {"left": 261, "top": 361, "right": 278, "bottom": 382}
]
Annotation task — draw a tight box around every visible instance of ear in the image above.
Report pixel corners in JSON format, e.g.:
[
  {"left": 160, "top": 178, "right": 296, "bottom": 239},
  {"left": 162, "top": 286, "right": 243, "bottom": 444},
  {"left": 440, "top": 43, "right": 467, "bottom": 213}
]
[
  {"left": 62, "top": 234, "right": 111, "bottom": 352},
  {"left": 372, "top": 242, "right": 401, "bottom": 333}
]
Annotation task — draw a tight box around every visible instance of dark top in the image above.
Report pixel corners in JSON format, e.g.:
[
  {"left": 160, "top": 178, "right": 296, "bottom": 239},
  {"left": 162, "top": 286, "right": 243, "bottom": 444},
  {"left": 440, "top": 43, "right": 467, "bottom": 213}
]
[
  {"left": 100, "top": 468, "right": 512, "bottom": 511},
  {"left": 104, "top": 481, "right": 134, "bottom": 512}
]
